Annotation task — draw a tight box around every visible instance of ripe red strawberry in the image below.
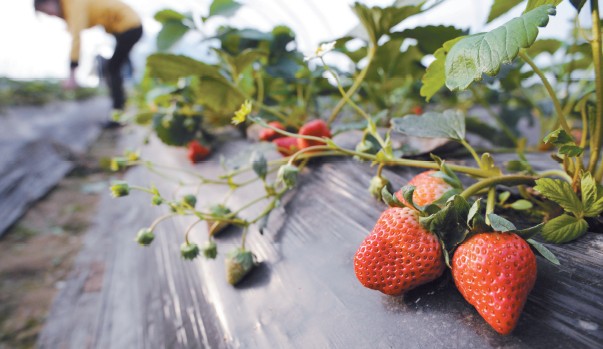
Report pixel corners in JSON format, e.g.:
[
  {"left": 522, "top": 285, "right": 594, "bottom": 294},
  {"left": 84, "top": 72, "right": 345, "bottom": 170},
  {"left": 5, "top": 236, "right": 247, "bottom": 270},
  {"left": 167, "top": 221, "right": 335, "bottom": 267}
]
[
  {"left": 354, "top": 207, "right": 445, "bottom": 296},
  {"left": 259, "top": 121, "right": 286, "bottom": 141},
  {"left": 273, "top": 137, "right": 299, "bottom": 156},
  {"left": 297, "top": 119, "right": 331, "bottom": 149},
  {"left": 187, "top": 140, "right": 211, "bottom": 163},
  {"left": 452, "top": 232, "right": 537, "bottom": 335},
  {"left": 395, "top": 170, "right": 451, "bottom": 207},
  {"left": 411, "top": 106, "right": 423, "bottom": 115}
]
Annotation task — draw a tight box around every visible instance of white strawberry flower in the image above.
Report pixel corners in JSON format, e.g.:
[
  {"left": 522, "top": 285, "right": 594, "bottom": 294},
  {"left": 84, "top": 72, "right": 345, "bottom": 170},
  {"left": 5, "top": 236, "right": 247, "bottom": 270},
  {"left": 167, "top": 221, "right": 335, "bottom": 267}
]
[{"left": 304, "top": 41, "right": 337, "bottom": 62}]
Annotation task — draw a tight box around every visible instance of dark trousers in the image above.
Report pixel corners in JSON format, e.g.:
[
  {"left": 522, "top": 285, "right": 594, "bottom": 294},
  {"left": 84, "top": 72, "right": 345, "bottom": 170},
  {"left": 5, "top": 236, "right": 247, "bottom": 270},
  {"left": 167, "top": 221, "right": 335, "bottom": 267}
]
[{"left": 107, "top": 26, "right": 143, "bottom": 110}]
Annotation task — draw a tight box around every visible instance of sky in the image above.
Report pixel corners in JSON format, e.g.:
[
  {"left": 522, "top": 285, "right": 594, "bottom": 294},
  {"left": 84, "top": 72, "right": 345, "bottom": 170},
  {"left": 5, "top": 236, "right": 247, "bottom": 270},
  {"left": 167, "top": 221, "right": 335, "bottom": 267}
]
[{"left": 0, "top": 0, "right": 591, "bottom": 83}]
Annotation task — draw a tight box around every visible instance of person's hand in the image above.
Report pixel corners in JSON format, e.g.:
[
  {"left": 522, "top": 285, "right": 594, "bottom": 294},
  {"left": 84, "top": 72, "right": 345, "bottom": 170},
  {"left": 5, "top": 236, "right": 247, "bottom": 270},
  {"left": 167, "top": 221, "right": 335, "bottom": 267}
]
[{"left": 62, "top": 76, "right": 78, "bottom": 90}]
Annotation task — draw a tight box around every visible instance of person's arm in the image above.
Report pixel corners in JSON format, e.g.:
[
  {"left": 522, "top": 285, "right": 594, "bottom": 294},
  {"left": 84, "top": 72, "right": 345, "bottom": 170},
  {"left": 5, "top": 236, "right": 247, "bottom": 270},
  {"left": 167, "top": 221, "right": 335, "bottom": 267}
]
[{"left": 62, "top": 0, "right": 88, "bottom": 89}]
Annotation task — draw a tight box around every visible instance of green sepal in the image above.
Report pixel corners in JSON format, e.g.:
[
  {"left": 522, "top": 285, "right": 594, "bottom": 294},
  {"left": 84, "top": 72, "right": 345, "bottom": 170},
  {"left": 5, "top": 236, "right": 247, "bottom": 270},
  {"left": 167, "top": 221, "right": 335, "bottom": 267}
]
[{"left": 527, "top": 238, "right": 560, "bottom": 265}]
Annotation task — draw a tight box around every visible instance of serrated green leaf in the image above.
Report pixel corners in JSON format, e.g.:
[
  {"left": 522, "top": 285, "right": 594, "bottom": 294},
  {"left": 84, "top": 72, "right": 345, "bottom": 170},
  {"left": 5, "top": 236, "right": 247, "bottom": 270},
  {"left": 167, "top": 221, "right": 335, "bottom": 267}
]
[
  {"left": 515, "top": 223, "right": 544, "bottom": 239},
  {"left": 509, "top": 199, "right": 534, "bottom": 210},
  {"left": 420, "top": 36, "right": 464, "bottom": 101},
  {"left": 488, "top": 213, "right": 517, "bottom": 232},
  {"left": 527, "top": 239, "right": 560, "bottom": 265},
  {"left": 487, "top": 0, "right": 524, "bottom": 23},
  {"left": 351, "top": 2, "right": 423, "bottom": 44},
  {"left": 445, "top": 5, "right": 556, "bottom": 91},
  {"left": 524, "top": 0, "right": 562, "bottom": 12},
  {"left": 559, "top": 144, "right": 584, "bottom": 157},
  {"left": 526, "top": 38, "right": 563, "bottom": 56},
  {"left": 585, "top": 196, "right": 603, "bottom": 217},
  {"left": 420, "top": 195, "right": 470, "bottom": 249},
  {"left": 544, "top": 128, "right": 574, "bottom": 145},
  {"left": 208, "top": 0, "right": 242, "bottom": 18},
  {"left": 534, "top": 178, "right": 583, "bottom": 216},
  {"left": 154, "top": 9, "right": 187, "bottom": 23},
  {"left": 541, "top": 214, "right": 588, "bottom": 243},
  {"left": 393, "top": 25, "right": 466, "bottom": 54},
  {"left": 581, "top": 172, "right": 597, "bottom": 208},
  {"left": 391, "top": 110, "right": 465, "bottom": 140},
  {"left": 157, "top": 21, "right": 190, "bottom": 51}
]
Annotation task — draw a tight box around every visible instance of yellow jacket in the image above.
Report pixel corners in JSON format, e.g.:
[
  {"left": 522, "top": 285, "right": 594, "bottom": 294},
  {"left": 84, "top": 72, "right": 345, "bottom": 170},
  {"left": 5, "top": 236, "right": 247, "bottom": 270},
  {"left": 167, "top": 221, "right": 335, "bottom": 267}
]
[{"left": 60, "top": 0, "right": 142, "bottom": 63}]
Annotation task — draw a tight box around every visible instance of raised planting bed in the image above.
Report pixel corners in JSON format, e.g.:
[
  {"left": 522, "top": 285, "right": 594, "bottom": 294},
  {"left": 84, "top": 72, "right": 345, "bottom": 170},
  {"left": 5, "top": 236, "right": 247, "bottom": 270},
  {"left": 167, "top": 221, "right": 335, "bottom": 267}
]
[{"left": 39, "top": 131, "right": 602, "bottom": 349}]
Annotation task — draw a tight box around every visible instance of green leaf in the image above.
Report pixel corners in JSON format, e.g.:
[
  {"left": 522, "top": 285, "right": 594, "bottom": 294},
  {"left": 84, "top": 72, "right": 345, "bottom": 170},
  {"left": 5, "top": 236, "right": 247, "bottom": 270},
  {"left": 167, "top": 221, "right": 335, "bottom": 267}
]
[
  {"left": 152, "top": 113, "right": 201, "bottom": 146},
  {"left": 499, "top": 191, "right": 511, "bottom": 204},
  {"left": 488, "top": 213, "right": 517, "bottom": 232},
  {"left": 156, "top": 21, "right": 190, "bottom": 51},
  {"left": 543, "top": 128, "right": 574, "bottom": 145},
  {"left": 487, "top": 0, "right": 524, "bottom": 23},
  {"left": 526, "top": 38, "right": 563, "bottom": 56},
  {"left": 558, "top": 144, "right": 584, "bottom": 157},
  {"left": 541, "top": 214, "right": 588, "bottom": 243},
  {"left": 585, "top": 196, "right": 603, "bottom": 217},
  {"left": 445, "top": 5, "right": 556, "bottom": 91},
  {"left": 509, "top": 199, "right": 534, "bottom": 210},
  {"left": 515, "top": 223, "right": 543, "bottom": 239},
  {"left": 154, "top": 9, "right": 186, "bottom": 23},
  {"left": 527, "top": 239, "right": 560, "bottom": 265},
  {"left": 420, "top": 195, "right": 470, "bottom": 250},
  {"left": 147, "top": 54, "right": 225, "bottom": 82},
  {"left": 393, "top": 25, "right": 466, "bottom": 54},
  {"left": 351, "top": 2, "right": 423, "bottom": 44},
  {"left": 420, "top": 36, "right": 464, "bottom": 101},
  {"left": 581, "top": 172, "right": 597, "bottom": 208},
  {"left": 250, "top": 151, "right": 267, "bottom": 180},
  {"left": 524, "top": 0, "right": 563, "bottom": 12},
  {"left": 391, "top": 110, "right": 465, "bottom": 140},
  {"left": 208, "top": 0, "right": 242, "bottom": 18},
  {"left": 569, "top": 0, "right": 587, "bottom": 11},
  {"left": 534, "top": 178, "right": 583, "bottom": 216}
]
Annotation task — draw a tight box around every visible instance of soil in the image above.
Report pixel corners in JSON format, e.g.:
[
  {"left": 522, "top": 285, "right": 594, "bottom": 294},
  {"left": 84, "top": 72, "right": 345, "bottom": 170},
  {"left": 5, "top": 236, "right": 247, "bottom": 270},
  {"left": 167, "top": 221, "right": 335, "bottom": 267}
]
[{"left": 0, "top": 129, "right": 121, "bottom": 349}]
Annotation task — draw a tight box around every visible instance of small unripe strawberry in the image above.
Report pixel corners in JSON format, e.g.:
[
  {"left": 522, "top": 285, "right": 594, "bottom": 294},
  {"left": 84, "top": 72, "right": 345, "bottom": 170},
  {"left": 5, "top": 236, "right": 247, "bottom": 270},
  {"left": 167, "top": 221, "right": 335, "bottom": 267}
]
[
  {"left": 182, "top": 194, "right": 197, "bottom": 208},
  {"left": 180, "top": 242, "right": 200, "bottom": 260},
  {"left": 207, "top": 204, "right": 233, "bottom": 236},
  {"left": 135, "top": 228, "right": 155, "bottom": 246},
  {"left": 272, "top": 137, "right": 299, "bottom": 156},
  {"left": 187, "top": 140, "right": 211, "bottom": 163},
  {"left": 225, "top": 248, "right": 256, "bottom": 285},
  {"left": 203, "top": 240, "right": 218, "bottom": 259},
  {"left": 259, "top": 121, "right": 286, "bottom": 141},
  {"left": 395, "top": 170, "right": 451, "bottom": 207},
  {"left": 297, "top": 119, "right": 331, "bottom": 149},
  {"left": 110, "top": 181, "right": 130, "bottom": 198},
  {"left": 151, "top": 195, "right": 163, "bottom": 206}
]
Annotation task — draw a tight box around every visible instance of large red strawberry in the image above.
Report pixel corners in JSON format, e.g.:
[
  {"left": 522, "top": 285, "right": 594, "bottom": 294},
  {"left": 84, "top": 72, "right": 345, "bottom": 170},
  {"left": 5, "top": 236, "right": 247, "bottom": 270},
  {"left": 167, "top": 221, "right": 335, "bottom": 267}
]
[
  {"left": 273, "top": 137, "right": 299, "bottom": 156},
  {"left": 452, "top": 232, "right": 537, "bottom": 335},
  {"left": 354, "top": 207, "right": 445, "bottom": 296},
  {"left": 297, "top": 119, "right": 331, "bottom": 149},
  {"left": 395, "top": 170, "right": 451, "bottom": 207},
  {"left": 259, "top": 121, "right": 286, "bottom": 141},
  {"left": 187, "top": 140, "right": 211, "bottom": 163}
]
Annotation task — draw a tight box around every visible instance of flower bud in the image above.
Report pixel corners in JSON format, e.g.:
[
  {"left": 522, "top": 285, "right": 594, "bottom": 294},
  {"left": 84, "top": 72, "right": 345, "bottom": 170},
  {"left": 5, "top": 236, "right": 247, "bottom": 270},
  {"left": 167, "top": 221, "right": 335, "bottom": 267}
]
[
  {"left": 151, "top": 195, "right": 163, "bottom": 206},
  {"left": 135, "top": 228, "right": 154, "bottom": 246},
  {"left": 277, "top": 164, "right": 299, "bottom": 189},
  {"left": 110, "top": 181, "right": 130, "bottom": 198},
  {"left": 369, "top": 176, "right": 392, "bottom": 201},
  {"left": 110, "top": 157, "right": 128, "bottom": 171}
]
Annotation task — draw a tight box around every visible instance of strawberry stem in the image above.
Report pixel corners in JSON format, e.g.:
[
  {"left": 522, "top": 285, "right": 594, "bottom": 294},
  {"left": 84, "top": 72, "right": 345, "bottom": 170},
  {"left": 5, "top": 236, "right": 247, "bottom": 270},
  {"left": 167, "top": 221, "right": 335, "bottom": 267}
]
[{"left": 460, "top": 175, "right": 536, "bottom": 199}]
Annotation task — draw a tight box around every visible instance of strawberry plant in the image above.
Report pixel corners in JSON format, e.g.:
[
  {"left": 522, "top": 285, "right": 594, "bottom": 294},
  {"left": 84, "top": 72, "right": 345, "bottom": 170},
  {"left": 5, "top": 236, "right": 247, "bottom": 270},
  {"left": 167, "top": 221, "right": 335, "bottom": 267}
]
[{"left": 109, "top": 0, "right": 603, "bottom": 336}]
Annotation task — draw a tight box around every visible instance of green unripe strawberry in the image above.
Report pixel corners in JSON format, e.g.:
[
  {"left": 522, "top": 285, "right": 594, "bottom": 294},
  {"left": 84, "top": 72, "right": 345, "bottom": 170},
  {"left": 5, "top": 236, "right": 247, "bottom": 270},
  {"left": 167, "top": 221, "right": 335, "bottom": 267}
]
[
  {"left": 203, "top": 240, "right": 218, "bottom": 259},
  {"left": 182, "top": 194, "right": 197, "bottom": 208},
  {"left": 277, "top": 164, "right": 299, "bottom": 189},
  {"left": 180, "top": 242, "right": 200, "bottom": 260},
  {"left": 135, "top": 228, "right": 155, "bottom": 246},
  {"left": 225, "top": 248, "right": 256, "bottom": 285}
]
